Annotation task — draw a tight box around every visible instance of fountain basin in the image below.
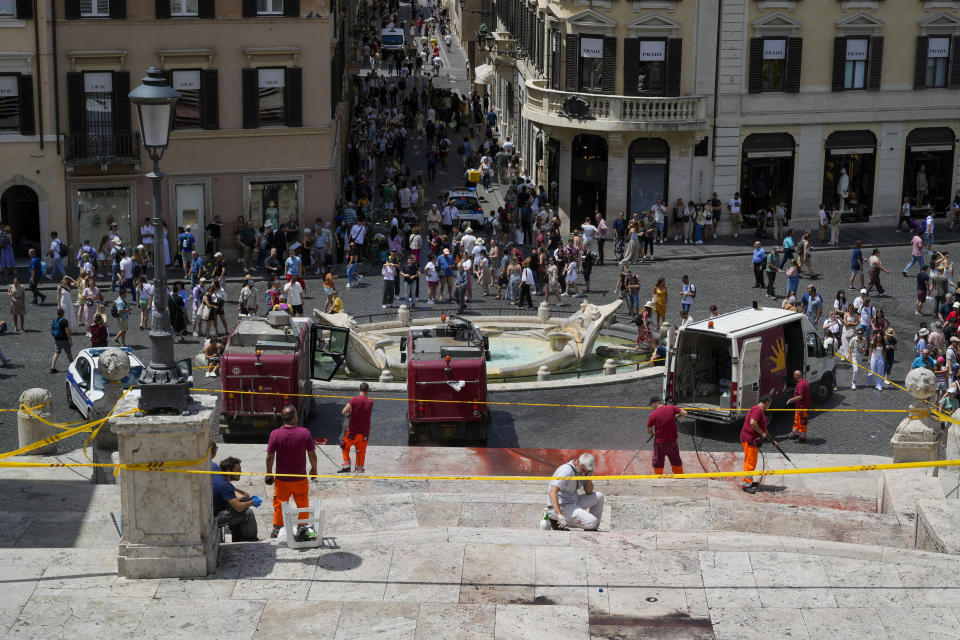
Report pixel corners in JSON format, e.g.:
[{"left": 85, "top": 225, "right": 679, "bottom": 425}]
[{"left": 312, "top": 299, "right": 659, "bottom": 390}]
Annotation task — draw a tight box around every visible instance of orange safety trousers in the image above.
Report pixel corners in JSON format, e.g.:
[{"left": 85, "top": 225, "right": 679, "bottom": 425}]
[
  {"left": 792, "top": 408, "right": 808, "bottom": 435},
  {"left": 741, "top": 441, "right": 759, "bottom": 487},
  {"left": 342, "top": 432, "right": 368, "bottom": 468},
  {"left": 272, "top": 478, "right": 310, "bottom": 528}
]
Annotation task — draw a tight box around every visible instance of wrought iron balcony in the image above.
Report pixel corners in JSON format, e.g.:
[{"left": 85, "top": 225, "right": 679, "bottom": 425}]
[
  {"left": 64, "top": 133, "right": 141, "bottom": 166},
  {"left": 523, "top": 79, "right": 707, "bottom": 133}
]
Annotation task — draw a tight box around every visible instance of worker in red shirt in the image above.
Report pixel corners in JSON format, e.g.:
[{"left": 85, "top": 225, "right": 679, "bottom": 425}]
[
  {"left": 740, "top": 395, "right": 772, "bottom": 494},
  {"left": 340, "top": 382, "right": 374, "bottom": 474},
  {"left": 265, "top": 406, "right": 318, "bottom": 540},
  {"left": 646, "top": 396, "right": 687, "bottom": 475},
  {"left": 787, "top": 370, "right": 811, "bottom": 443}
]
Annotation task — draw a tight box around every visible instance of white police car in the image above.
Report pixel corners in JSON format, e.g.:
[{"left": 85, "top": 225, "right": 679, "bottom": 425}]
[
  {"left": 65, "top": 347, "right": 193, "bottom": 418},
  {"left": 446, "top": 187, "right": 486, "bottom": 230}
]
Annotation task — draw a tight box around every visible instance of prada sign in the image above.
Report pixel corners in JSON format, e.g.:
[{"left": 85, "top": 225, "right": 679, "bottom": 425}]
[{"left": 580, "top": 37, "right": 603, "bottom": 59}]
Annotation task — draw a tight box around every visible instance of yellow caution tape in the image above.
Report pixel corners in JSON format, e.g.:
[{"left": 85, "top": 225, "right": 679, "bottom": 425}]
[
  {"left": 3, "top": 391, "right": 139, "bottom": 460},
  {"left": 2, "top": 457, "right": 960, "bottom": 481},
  {"left": 194, "top": 386, "right": 909, "bottom": 413}
]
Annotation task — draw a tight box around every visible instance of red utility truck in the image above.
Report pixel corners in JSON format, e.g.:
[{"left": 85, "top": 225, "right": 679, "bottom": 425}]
[
  {"left": 403, "top": 315, "right": 491, "bottom": 445},
  {"left": 220, "top": 311, "right": 349, "bottom": 439}
]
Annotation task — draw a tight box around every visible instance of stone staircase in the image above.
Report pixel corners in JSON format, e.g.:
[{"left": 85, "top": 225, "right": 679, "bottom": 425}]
[{"left": 3, "top": 445, "right": 954, "bottom": 639}]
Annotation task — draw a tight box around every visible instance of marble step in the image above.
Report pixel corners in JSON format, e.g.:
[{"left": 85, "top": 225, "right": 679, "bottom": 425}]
[{"left": 234, "top": 490, "right": 914, "bottom": 550}]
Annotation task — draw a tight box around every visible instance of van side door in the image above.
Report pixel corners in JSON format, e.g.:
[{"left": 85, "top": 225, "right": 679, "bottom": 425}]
[
  {"left": 738, "top": 338, "right": 763, "bottom": 409},
  {"left": 310, "top": 324, "right": 350, "bottom": 381},
  {"left": 805, "top": 331, "right": 825, "bottom": 381}
]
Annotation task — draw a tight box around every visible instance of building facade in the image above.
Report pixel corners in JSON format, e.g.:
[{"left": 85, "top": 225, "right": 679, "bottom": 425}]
[
  {"left": 483, "top": 0, "right": 960, "bottom": 231},
  {"left": 4, "top": 0, "right": 349, "bottom": 260},
  {"left": 0, "top": 0, "right": 65, "bottom": 260}
]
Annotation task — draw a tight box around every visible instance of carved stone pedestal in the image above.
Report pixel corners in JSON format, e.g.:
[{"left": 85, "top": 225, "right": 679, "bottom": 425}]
[{"left": 110, "top": 390, "right": 220, "bottom": 578}]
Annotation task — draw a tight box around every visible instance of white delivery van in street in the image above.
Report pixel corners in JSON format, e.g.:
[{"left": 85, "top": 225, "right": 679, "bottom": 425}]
[{"left": 663, "top": 306, "right": 836, "bottom": 424}]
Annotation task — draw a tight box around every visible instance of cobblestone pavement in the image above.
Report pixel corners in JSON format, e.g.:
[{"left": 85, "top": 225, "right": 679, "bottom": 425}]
[{"left": 0, "top": 231, "right": 950, "bottom": 459}]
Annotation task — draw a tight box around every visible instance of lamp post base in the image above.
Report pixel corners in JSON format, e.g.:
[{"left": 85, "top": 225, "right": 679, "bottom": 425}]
[{"left": 138, "top": 382, "right": 191, "bottom": 413}]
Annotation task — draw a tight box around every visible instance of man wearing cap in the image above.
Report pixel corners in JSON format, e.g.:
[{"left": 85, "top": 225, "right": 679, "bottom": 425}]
[
  {"left": 741, "top": 396, "right": 772, "bottom": 494},
  {"left": 787, "top": 370, "right": 811, "bottom": 443},
  {"left": 546, "top": 453, "right": 604, "bottom": 530},
  {"left": 178, "top": 225, "right": 196, "bottom": 263},
  {"left": 437, "top": 247, "right": 456, "bottom": 302},
  {"left": 647, "top": 397, "right": 686, "bottom": 476}
]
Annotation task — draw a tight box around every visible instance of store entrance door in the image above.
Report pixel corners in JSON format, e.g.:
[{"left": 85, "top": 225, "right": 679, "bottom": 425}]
[
  {"left": 741, "top": 133, "right": 796, "bottom": 226},
  {"left": 0, "top": 185, "right": 39, "bottom": 256},
  {"left": 570, "top": 134, "right": 607, "bottom": 228}
]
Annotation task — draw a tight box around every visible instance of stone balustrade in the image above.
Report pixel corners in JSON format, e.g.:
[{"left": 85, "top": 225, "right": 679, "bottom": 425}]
[{"left": 522, "top": 78, "right": 708, "bottom": 132}]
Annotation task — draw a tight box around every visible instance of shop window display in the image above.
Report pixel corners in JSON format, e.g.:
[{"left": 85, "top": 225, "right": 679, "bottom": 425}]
[
  {"left": 822, "top": 131, "right": 876, "bottom": 221},
  {"left": 77, "top": 188, "right": 131, "bottom": 254},
  {"left": 249, "top": 181, "right": 298, "bottom": 231},
  {"left": 903, "top": 128, "right": 956, "bottom": 214}
]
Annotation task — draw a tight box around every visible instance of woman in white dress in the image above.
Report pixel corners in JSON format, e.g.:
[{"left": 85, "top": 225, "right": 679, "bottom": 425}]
[
  {"left": 57, "top": 276, "right": 79, "bottom": 331},
  {"left": 620, "top": 221, "right": 642, "bottom": 264}
]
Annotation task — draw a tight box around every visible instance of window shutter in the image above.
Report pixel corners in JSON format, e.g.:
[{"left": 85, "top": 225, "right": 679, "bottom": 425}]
[
  {"left": 868, "top": 36, "right": 883, "bottom": 90},
  {"left": 15, "top": 0, "right": 33, "bottom": 19},
  {"left": 241, "top": 0, "right": 255, "bottom": 17},
  {"left": 66, "top": 72, "right": 86, "bottom": 159},
  {"left": 623, "top": 38, "right": 640, "bottom": 96},
  {"left": 283, "top": 0, "right": 298, "bottom": 16},
  {"left": 108, "top": 0, "right": 125, "bottom": 19},
  {"left": 242, "top": 68, "right": 258, "bottom": 128},
  {"left": 284, "top": 67, "right": 302, "bottom": 126},
  {"left": 17, "top": 75, "right": 35, "bottom": 136},
  {"left": 831, "top": 37, "right": 846, "bottom": 92},
  {"left": 64, "top": 0, "right": 80, "bottom": 19},
  {"left": 155, "top": 0, "right": 169, "bottom": 18},
  {"left": 914, "top": 36, "right": 928, "bottom": 90},
  {"left": 200, "top": 69, "right": 219, "bottom": 130},
  {"left": 197, "top": 0, "right": 213, "bottom": 18},
  {"left": 66, "top": 72, "right": 85, "bottom": 134},
  {"left": 950, "top": 37, "right": 960, "bottom": 89},
  {"left": 564, "top": 33, "right": 578, "bottom": 91},
  {"left": 601, "top": 36, "right": 616, "bottom": 94},
  {"left": 785, "top": 37, "right": 802, "bottom": 93},
  {"left": 112, "top": 71, "right": 131, "bottom": 156},
  {"left": 666, "top": 37, "right": 682, "bottom": 97},
  {"left": 748, "top": 38, "right": 763, "bottom": 94},
  {"left": 550, "top": 31, "right": 561, "bottom": 90}
]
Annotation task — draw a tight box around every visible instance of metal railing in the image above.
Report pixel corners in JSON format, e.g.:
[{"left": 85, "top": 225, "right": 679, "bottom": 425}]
[
  {"left": 524, "top": 78, "right": 707, "bottom": 127},
  {"left": 64, "top": 132, "right": 141, "bottom": 164}
]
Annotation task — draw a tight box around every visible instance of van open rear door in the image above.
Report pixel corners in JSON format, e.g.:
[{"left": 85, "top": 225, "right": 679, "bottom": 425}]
[
  {"left": 738, "top": 338, "right": 762, "bottom": 410},
  {"left": 662, "top": 326, "right": 675, "bottom": 402}
]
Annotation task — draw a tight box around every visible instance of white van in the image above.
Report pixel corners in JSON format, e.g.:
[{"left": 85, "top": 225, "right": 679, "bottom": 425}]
[
  {"left": 663, "top": 306, "right": 836, "bottom": 424},
  {"left": 381, "top": 28, "right": 406, "bottom": 52}
]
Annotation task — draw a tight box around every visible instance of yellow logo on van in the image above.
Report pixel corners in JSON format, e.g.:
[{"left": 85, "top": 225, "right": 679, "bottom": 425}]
[{"left": 769, "top": 338, "right": 786, "bottom": 373}]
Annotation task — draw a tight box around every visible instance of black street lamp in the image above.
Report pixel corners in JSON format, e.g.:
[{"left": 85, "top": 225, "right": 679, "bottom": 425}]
[{"left": 129, "top": 67, "right": 190, "bottom": 412}]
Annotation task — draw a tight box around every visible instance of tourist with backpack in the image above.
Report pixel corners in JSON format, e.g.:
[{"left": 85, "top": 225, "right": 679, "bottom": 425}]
[
  {"left": 49, "top": 307, "right": 73, "bottom": 373},
  {"left": 47, "top": 231, "right": 68, "bottom": 280}
]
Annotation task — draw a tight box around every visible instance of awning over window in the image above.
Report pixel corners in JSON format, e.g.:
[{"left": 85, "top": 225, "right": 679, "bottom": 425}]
[{"left": 473, "top": 63, "right": 495, "bottom": 85}]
